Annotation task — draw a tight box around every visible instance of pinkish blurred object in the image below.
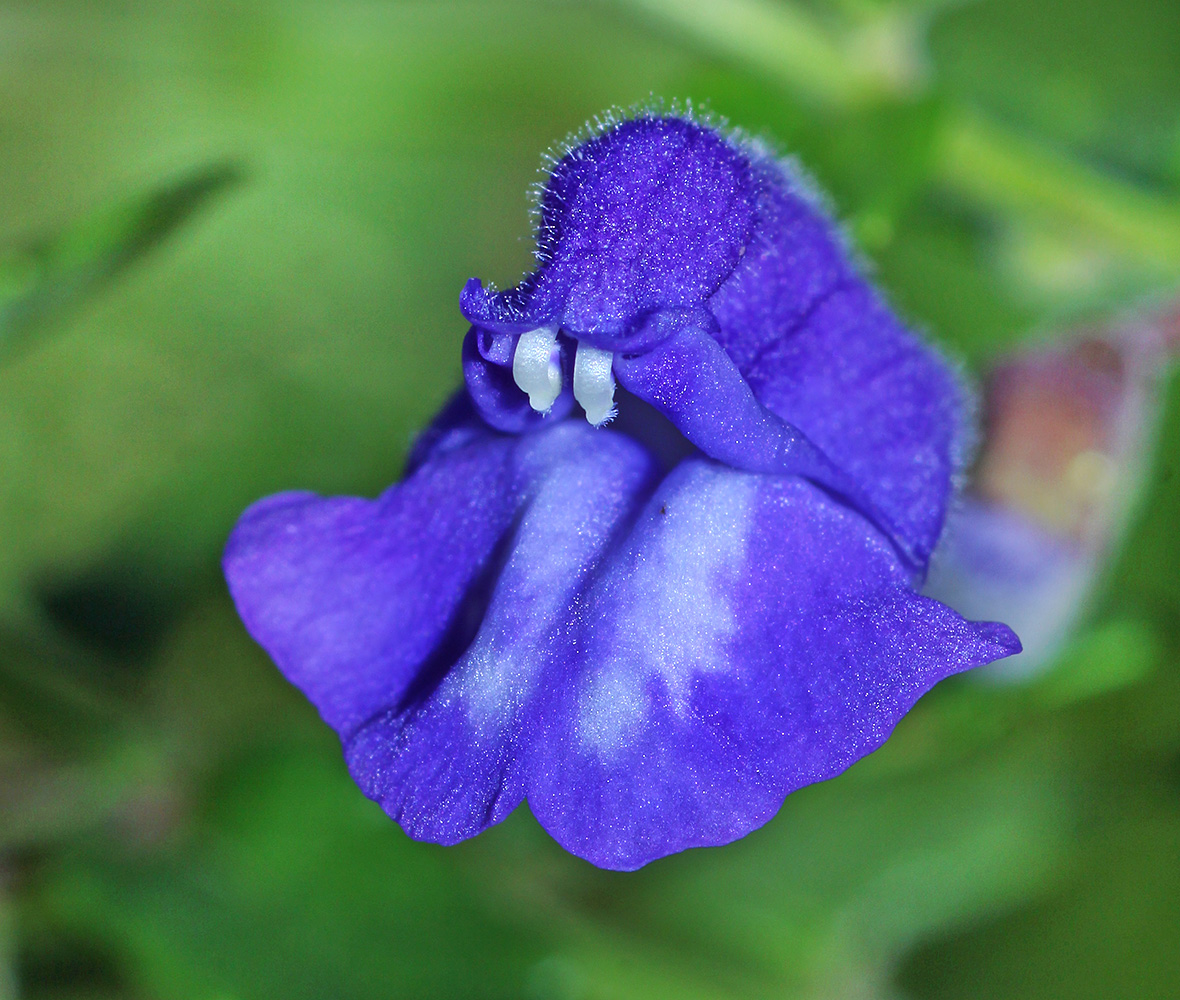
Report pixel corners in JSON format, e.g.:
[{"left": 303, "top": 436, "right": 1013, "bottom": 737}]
[{"left": 926, "top": 300, "right": 1180, "bottom": 678}]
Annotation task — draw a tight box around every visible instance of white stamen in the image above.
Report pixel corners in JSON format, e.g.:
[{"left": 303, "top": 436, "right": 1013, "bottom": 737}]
[
  {"left": 512, "top": 327, "right": 563, "bottom": 412},
  {"left": 573, "top": 343, "right": 617, "bottom": 426}
]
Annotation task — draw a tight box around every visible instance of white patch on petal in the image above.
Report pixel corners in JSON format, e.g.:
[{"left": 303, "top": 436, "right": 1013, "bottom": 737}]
[
  {"left": 457, "top": 642, "right": 527, "bottom": 737},
  {"left": 463, "top": 429, "right": 644, "bottom": 733},
  {"left": 577, "top": 467, "right": 756, "bottom": 752},
  {"left": 577, "top": 662, "right": 646, "bottom": 752}
]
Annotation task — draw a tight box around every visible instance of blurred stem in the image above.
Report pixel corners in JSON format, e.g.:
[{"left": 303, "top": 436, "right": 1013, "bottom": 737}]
[
  {"left": 937, "top": 110, "right": 1180, "bottom": 271},
  {"left": 613, "top": 0, "right": 1180, "bottom": 274},
  {"left": 616, "top": 0, "right": 910, "bottom": 108}
]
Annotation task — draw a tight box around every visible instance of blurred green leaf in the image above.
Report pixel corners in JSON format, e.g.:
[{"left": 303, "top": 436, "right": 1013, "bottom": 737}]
[
  {"left": 1033, "top": 617, "right": 1162, "bottom": 707},
  {"left": 935, "top": 109, "right": 1180, "bottom": 276},
  {"left": 0, "top": 165, "right": 241, "bottom": 360},
  {"left": 931, "top": 0, "right": 1180, "bottom": 185},
  {"left": 875, "top": 199, "right": 1038, "bottom": 360},
  {"left": 32, "top": 747, "right": 545, "bottom": 1000},
  {"left": 899, "top": 789, "right": 1180, "bottom": 1000},
  {"left": 26, "top": 735, "right": 1073, "bottom": 1000},
  {"left": 0, "top": 883, "right": 14, "bottom": 1000}
]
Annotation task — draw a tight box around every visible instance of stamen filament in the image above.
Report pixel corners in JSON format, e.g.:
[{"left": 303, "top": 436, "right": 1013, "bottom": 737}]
[
  {"left": 573, "top": 343, "right": 617, "bottom": 426},
  {"left": 512, "top": 327, "right": 563, "bottom": 412}
]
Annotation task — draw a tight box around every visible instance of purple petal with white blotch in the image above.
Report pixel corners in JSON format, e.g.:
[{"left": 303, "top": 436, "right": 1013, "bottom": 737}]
[
  {"left": 226, "top": 415, "right": 1016, "bottom": 867},
  {"left": 227, "top": 417, "right": 662, "bottom": 844},
  {"left": 345, "top": 424, "right": 658, "bottom": 843},
  {"left": 527, "top": 460, "right": 1018, "bottom": 870}
]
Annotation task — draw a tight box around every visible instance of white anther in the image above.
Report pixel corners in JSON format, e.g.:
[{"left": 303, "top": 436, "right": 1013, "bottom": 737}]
[
  {"left": 512, "top": 327, "right": 563, "bottom": 412},
  {"left": 573, "top": 343, "right": 617, "bottom": 427}
]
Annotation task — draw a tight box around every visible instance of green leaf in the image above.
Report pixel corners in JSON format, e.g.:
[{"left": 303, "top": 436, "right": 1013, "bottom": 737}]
[
  {"left": 32, "top": 748, "right": 544, "bottom": 1000},
  {"left": 0, "top": 164, "right": 241, "bottom": 359},
  {"left": 1033, "top": 617, "right": 1162, "bottom": 706}
]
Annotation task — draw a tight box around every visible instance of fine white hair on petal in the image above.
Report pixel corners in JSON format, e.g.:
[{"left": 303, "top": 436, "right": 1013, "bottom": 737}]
[
  {"left": 572, "top": 343, "right": 617, "bottom": 426},
  {"left": 512, "top": 327, "right": 563, "bottom": 412},
  {"left": 525, "top": 96, "right": 732, "bottom": 254}
]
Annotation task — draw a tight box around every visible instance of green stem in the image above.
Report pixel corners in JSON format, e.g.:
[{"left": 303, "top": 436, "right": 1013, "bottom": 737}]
[
  {"left": 937, "top": 110, "right": 1180, "bottom": 271},
  {"left": 615, "top": 0, "right": 904, "bottom": 108},
  {"left": 611, "top": 0, "right": 1180, "bottom": 273}
]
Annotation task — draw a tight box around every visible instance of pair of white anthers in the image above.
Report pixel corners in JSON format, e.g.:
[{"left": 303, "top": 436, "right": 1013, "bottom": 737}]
[{"left": 511, "top": 327, "right": 617, "bottom": 427}]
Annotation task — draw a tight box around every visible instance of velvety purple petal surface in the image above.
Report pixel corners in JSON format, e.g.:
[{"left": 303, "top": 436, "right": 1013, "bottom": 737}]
[
  {"left": 462, "top": 117, "right": 755, "bottom": 338},
  {"left": 224, "top": 429, "right": 517, "bottom": 737},
  {"left": 227, "top": 420, "right": 1017, "bottom": 867},
  {"left": 525, "top": 461, "right": 1018, "bottom": 870}
]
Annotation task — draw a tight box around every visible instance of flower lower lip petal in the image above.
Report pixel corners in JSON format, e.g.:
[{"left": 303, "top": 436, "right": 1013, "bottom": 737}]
[
  {"left": 572, "top": 342, "right": 617, "bottom": 426},
  {"left": 512, "top": 326, "right": 563, "bottom": 412}
]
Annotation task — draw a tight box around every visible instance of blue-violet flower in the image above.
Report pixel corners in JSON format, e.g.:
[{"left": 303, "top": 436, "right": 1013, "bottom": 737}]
[{"left": 224, "top": 113, "right": 1020, "bottom": 870}]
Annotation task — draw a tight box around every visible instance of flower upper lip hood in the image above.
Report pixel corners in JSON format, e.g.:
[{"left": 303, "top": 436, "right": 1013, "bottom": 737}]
[
  {"left": 460, "top": 116, "right": 757, "bottom": 346},
  {"left": 463, "top": 115, "right": 968, "bottom": 572},
  {"left": 224, "top": 111, "right": 1020, "bottom": 871}
]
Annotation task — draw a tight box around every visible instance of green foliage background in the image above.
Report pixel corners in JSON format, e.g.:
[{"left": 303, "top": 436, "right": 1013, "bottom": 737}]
[{"left": 0, "top": 1, "right": 1178, "bottom": 997}]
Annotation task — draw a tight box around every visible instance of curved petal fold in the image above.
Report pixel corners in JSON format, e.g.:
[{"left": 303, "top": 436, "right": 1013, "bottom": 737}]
[
  {"left": 706, "top": 158, "right": 968, "bottom": 568},
  {"left": 613, "top": 319, "right": 920, "bottom": 569},
  {"left": 739, "top": 281, "right": 967, "bottom": 568}
]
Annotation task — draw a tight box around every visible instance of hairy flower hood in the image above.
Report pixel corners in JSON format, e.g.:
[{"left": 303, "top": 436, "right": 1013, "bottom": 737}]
[{"left": 224, "top": 113, "right": 1019, "bottom": 870}]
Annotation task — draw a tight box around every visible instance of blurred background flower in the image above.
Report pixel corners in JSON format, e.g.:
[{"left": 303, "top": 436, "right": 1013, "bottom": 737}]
[
  {"left": 0, "top": 0, "right": 1177, "bottom": 998},
  {"left": 926, "top": 299, "right": 1178, "bottom": 679}
]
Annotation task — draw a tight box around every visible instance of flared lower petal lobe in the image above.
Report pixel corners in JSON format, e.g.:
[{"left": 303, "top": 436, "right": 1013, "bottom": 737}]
[
  {"left": 224, "top": 431, "right": 519, "bottom": 736},
  {"left": 228, "top": 413, "right": 1016, "bottom": 869},
  {"left": 526, "top": 460, "right": 1018, "bottom": 870}
]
